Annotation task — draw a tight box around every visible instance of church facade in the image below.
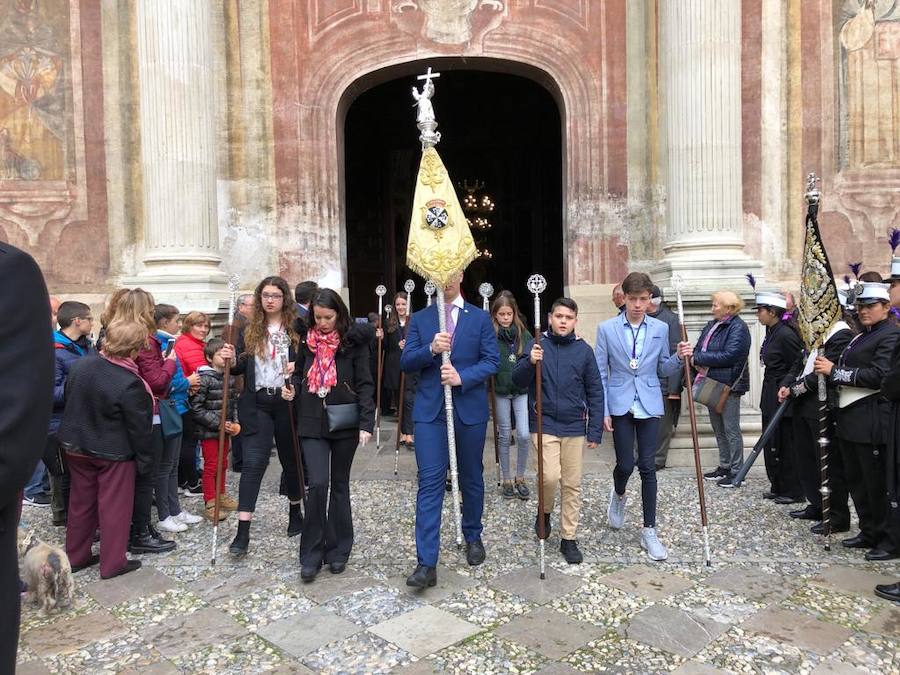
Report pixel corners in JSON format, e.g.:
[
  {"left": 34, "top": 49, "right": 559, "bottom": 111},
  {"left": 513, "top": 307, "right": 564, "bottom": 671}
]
[{"left": 2, "top": 0, "right": 897, "bottom": 328}]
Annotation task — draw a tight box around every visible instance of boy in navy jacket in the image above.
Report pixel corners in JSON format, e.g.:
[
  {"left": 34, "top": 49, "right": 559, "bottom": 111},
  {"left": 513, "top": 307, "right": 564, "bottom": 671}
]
[{"left": 512, "top": 297, "right": 604, "bottom": 564}]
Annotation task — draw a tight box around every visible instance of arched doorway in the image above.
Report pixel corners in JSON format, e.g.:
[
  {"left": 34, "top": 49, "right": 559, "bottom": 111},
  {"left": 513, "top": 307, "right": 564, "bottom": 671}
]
[{"left": 343, "top": 67, "right": 564, "bottom": 317}]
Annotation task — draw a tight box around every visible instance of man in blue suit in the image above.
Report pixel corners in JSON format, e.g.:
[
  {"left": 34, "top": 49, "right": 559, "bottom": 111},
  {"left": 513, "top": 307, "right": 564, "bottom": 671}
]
[
  {"left": 595, "top": 272, "right": 693, "bottom": 561},
  {"left": 400, "top": 273, "right": 499, "bottom": 588}
]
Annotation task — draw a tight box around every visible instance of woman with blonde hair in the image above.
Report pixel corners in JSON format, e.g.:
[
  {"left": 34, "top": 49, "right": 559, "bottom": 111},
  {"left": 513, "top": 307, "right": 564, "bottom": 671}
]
[
  {"left": 693, "top": 290, "right": 751, "bottom": 487},
  {"left": 225, "top": 276, "right": 305, "bottom": 556},
  {"left": 109, "top": 288, "right": 178, "bottom": 553}
]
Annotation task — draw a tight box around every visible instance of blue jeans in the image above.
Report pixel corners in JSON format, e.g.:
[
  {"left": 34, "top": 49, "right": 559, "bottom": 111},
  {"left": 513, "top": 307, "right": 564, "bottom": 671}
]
[
  {"left": 612, "top": 413, "right": 661, "bottom": 528},
  {"left": 494, "top": 393, "right": 530, "bottom": 481},
  {"left": 24, "top": 461, "right": 49, "bottom": 498}
]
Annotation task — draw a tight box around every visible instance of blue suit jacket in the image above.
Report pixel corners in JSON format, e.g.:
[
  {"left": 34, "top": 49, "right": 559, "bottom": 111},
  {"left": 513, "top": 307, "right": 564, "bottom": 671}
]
[
  {"left": 594, "top": 315, "right": 683, "bottom": 418},
  {"left": 400, "top": 302, "right": 499, "bottom": 425}
]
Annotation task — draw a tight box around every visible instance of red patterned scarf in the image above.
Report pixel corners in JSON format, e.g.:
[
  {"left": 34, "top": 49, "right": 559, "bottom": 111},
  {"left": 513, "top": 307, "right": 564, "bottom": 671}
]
[
  {"left": 306, "top": 328, "right": 341, "bottom": 394},
  {"left": 100, "top": 352, "right": 155, "bottom": 401}
]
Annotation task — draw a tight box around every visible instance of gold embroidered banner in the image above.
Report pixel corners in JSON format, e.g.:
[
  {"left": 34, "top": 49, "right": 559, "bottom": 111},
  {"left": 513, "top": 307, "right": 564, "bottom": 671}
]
[
  {"left": 798, "top": 201, "right": 842, "bottom": 351},
  {"left": 406, "top": 147, "right": 477, "bottom": 286}
]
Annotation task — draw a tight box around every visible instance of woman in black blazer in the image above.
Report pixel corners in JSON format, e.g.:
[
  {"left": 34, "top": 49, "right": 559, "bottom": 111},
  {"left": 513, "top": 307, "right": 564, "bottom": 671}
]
[
  {"left": 285, "top": 289, "right": 375, "bottom": 581},
  {"left": 58, "top": 321, "right": 154, "bottom": 579},
  {"left": 225, "top": 276, "right": 304, "bottom": 557}
]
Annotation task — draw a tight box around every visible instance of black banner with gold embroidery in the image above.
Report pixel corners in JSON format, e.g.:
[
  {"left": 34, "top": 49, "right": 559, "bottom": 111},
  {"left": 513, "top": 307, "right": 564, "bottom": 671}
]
[{"left": 798, "top": 174, "right": 842, "bottom": 352}]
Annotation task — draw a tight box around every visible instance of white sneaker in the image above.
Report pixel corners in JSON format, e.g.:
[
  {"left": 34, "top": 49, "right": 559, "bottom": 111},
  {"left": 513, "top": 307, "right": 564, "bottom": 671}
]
[
  {"left": 607, "top": 487, "right": 627, "bottom": 530},
  {"left": 174, "top": 511, "right": 202, "bottom": 525},
  {"left": 641, "top": 527, "right": 668, "bottom": 561},
  {"left": 157, "top": 515, "right": 188, "bottom": 533}
]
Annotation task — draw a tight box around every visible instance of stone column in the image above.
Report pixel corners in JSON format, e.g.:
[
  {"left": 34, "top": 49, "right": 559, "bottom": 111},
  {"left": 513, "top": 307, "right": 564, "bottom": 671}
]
[
  {"left": 129, "top": 0, "right": 226, "bottom": 311},
  {"left": 655, "top": 0, "right": 761, "bottom": 290}
]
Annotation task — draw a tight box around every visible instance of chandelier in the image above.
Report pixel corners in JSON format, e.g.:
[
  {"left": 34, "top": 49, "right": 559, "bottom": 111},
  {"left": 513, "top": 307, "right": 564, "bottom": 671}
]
[{"left": 459, "top": 178, "right": 495, "bottom": 259}]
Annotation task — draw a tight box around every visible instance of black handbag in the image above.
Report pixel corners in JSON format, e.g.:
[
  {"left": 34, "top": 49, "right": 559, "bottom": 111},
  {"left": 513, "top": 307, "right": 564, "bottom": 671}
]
[{"left": 325, "top": 402, "right": 359, "bottom": 433}]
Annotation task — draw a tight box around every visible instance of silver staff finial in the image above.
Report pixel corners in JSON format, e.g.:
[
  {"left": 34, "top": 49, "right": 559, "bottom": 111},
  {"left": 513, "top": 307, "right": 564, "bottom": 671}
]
[
  {"left": 227, "top": 274, "right": 240, "bottom": 293},
  {"left": 404, "top": 279, "right": 415, "bottom": 294},
  {"left": 805, "top": 172, "right": 821, "bottom": 205},
  {"left": 424, "top": 280, "right": 436, "bottom": 296},
  {"left": 413, "top": 67, "right": 442, "bottom": 149},
  {"left": 478, "top": 282, "right": 494, "bottom": 299},
  {"left": 527, "top": 274, "right": 547, "bottom": 295},
  {"left": 375, "top": 285, "right": 387, "bottom": 297},
  {"left": 671, "top": 273, "right": 685, "bottom": 293}
]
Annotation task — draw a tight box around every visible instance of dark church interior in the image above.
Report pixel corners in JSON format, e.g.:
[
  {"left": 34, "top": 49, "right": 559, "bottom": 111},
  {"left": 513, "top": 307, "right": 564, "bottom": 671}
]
[{"left": 344, "top": 68, "right": 564, "bottom": 324}]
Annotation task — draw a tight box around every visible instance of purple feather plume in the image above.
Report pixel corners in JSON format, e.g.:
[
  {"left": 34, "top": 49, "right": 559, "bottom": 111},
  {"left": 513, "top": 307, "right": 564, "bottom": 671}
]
[
  {"left": 890, "top": 228, "right": 900, "bottom": 254},
  {"left": 843, "top": 274, "right": 851, "bottom": 287},
  {"left": 745, "top": 273, "right": 756, "bottom": 290},
  {"left": 849, "top": 262, "right": 862, "bottom": 279}
]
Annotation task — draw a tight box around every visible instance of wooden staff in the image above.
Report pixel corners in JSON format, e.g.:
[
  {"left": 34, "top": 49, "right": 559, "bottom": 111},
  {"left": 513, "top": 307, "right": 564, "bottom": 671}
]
[
  {"left": 395, "top": 279, "right": 416, "bottom": 475},
  {"left": 528, "top": 274, "right": 548, "bottom": 579},
  {"left": 375, "top": 285, "right": 386, "bottom": 449},
  {"left": 671, "top": 273, "right": 711, "bottom": 567},
  {"left": 212, "top": 274, "right": 239, "bottom": 566}
]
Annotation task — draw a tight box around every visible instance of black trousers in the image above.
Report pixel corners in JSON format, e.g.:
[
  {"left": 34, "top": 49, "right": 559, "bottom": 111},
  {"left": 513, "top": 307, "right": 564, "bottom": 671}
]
[
  {"left": 132, "top": 424, "right": 163, "bottom": 531},
  {"left": 230, "top": 432, "right": 243, "bottom": 470},
  {"left": 761, "top": 410, "right": 803, "bottom": 498},
  {"left": 177, "top": 412, "right": 199, "bottom": 486},
  {"left": 0, "top": 502, "right": 20, "bottom": 675},
  {"left": 237, "top": 391, "right": 302, "bottom": 513},
  {"left": 400, "top": 372, "right": 418, "bottom": 436},
  {"left": 792, "top": 414, "right": 850, "bottom": 526},
  {"left": 838, "top": 438, "right": 892, "bottom": 550},
  {"left": 299, "top": 435, "right": 358, "bottom": 567}
]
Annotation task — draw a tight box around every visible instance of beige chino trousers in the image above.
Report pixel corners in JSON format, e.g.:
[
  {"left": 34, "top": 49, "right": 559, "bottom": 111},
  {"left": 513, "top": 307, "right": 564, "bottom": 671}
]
[{"left": 532, "top": 433, "right": 584, "bottom": 540}]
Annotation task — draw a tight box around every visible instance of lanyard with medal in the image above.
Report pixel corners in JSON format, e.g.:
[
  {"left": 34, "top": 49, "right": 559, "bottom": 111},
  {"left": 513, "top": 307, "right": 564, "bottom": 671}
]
[{"left": 628, "top": 320, "right": 645, "bottom": 370}]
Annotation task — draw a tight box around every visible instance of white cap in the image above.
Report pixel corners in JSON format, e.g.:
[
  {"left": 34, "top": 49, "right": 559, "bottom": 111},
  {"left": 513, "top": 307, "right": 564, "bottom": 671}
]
[
  {"left": 854, "top": 282, "right": 890, "bottom": 304},
  {"left": 753, "top": 291, "right": 788, "bottom": 310},
  {"left": 891, "top": 256, "right": 900, "bottom": 280}
]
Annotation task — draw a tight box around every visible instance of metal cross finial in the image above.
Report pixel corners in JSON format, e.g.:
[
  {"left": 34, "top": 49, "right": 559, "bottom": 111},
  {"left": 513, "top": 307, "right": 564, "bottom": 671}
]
[
  {"left": 805, "top": 172, "right": 821, "bottom": 205},
  {"left": 527, "top": 274, "right": 547, "bottom": 295},
  {"left": 404, "top": 279, "right": 415, "bottom": 294},
  {"left": 417, "top": 66, "right": 441, "bottom": 83}
]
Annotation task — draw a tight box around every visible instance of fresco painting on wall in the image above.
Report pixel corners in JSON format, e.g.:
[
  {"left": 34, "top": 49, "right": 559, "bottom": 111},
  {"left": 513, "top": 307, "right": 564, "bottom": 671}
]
[{"left": 0, "top": 0, "right": 70, "bottom": 183}]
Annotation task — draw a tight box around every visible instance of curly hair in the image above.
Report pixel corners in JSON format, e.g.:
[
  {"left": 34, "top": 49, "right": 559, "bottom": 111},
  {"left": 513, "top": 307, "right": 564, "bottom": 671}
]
[
  {"left": 243, "top": 276, "right": 299, "bottom": 357},
  {"left": 112, "top": 288, "right": 157, "bottom": 335}
]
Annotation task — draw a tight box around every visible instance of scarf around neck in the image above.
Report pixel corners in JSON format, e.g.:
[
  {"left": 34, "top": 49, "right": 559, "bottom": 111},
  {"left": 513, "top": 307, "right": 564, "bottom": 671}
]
[
  {"left": 101, "top": 352, "right": 155, "bottom": 400},
  {"left": 306, "top": 328, "right": 341, "bottom": 394}
]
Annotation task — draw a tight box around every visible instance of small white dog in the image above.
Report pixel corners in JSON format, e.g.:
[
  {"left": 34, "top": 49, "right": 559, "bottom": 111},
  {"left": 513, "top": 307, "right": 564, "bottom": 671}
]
[{"left": 19, "top": 531, "right": 74, "bottom": 615}]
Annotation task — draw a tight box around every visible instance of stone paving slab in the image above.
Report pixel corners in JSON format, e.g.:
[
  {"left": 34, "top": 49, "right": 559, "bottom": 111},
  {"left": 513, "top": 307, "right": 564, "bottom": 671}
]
[
  {"left": 671, "top": 661, "right": 729, "bottom": 675},
  {"left": 369, "top": 605, "right": 481, "bottom": 657},
  {"left": 533, "top": 663, "right": 582, "bottom": 675},
  {"left": 84, "top": 566, "right": 176, "bottom": 608},
  {"left": 742, "top": 605, "right": 855, "bottom": 655},
  {"left": 194, "top": 567, "right": 278, "bottom": 605},
  {"left": 144, "top": 606, "right": 246, "bottom": 659},
  {"left": 495, "top": 606, "right": 606, "bottom": 660},
  {"left": 256, "top": 606, "right": 362, "bottom": 658},
  {"left": 14, "top": 661, "right": 52, "bottom": 675},
  {"left": 810, "top": 564, "right": 898, "bottom": 597},
  {"left": 861, "top": 602, "right": 900, "bottom": 638},
  {"left": 489, "top": 565, "right": 585, "bottom": 604},
  {"left": 600, "top": 564, "right": 695, "bottom": 601},
  {"left": 702, "top": 565, "right": 794, "bottom": 603},
  {"left": 810, "top": 660, "right": 873, "bottom": 675},
  {"left": 295, "top": 569, "right": 385, "bottom": 604},
  {"left": 386, "top": 565, "right": 478, "bottom": 603},
  {"left": 23, "top": 608, "right": 129, "bottom": 658},
  {"left": 625, "top": 604, "right": 729, "bottom": 658}
]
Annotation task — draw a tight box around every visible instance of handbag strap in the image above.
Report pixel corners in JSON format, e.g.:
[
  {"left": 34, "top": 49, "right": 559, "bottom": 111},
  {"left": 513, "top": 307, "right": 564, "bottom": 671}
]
[{"left": 730, "top": 361, "right": 748, "bottom": 389}]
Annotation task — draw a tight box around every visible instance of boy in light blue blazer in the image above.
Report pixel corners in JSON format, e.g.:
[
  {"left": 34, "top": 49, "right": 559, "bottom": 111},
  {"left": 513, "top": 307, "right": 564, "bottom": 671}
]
[{"left": 594, "top": 272, "right": 693, "bottom": 561}]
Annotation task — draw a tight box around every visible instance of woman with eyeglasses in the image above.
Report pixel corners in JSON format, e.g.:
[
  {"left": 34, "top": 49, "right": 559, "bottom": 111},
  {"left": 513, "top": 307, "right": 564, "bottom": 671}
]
[{"left": 223, "top": 276, "right": 304, "bottom": 556}]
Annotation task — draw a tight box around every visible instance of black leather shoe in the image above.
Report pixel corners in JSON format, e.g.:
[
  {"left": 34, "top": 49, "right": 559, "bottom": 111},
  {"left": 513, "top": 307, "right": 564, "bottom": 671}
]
[
  {"left": 466, "top": 538, "right": 486, "bottom": 566},
  {"left": 129, "top": 527, "right": 177, "bottom": 554},
  {"left": 865, "top": 548, "right": 900, "bottom": 562},
  {"left": 329, "top": 561, "right": 347, "bottom": 574},
  {"left": 762, "top": 491, "right": 777, "bottom": 500},
  {"left": 841, "top": 533, "right": 874, "bottom": 549},
  {"left": 406, "top": 564, "right": 437, "bottom": 588},
  {"left": 773, "top": 495, "right": 804, "bottom": 505},
  {"left": 101, "top": 559, "right": 142, "bottom": 580},
  {"left": 534, "top": 512, "right": 551, "bottom": 539},
  {"left": 71, "top": 554, "right": 100, "bottom": 572},
  {"left": 300, "top": 563, "right": 321, "bottom": 581},
  {"left": 560, "top": 539, "right": 583, "bottom": 564},
  {"left": 790, "top": 506, "right": 821, "bottom": 520},
  {"left": 810, "top": 521, "right": 850, "bottom": 535},
  {"left": 229, "top": 520, "right": 250, "bottom": 557},
  {"left": 287, "top": 502, "right": 303, "bottom": 537},
  {"left": 874, "top": 582, "right": 900, "bottom": 602}
]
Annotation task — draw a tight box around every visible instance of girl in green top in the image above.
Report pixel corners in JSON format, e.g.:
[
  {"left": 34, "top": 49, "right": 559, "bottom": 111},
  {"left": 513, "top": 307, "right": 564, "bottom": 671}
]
[{"left": 491, "top": 292, "right": 533, "bottom": 499}]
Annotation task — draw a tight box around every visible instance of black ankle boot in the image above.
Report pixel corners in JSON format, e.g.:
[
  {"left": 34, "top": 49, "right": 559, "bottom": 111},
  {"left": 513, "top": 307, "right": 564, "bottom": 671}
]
[
  {"left": 230, "top": 520, "right": 250, "bottom": 556},
  {"left": 129, "top": 525, "right": 177, "bottom": 554},
  {"left": 287, "top": 502, "right": 303, "bottom": 537}
]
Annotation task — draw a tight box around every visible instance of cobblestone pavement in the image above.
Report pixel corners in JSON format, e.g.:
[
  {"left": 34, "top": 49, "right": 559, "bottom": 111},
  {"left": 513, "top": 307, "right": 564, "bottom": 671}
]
[{"left": 16, "top": 425, "right": 900, "bottom": 674}]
